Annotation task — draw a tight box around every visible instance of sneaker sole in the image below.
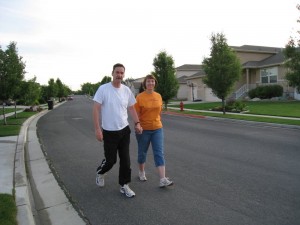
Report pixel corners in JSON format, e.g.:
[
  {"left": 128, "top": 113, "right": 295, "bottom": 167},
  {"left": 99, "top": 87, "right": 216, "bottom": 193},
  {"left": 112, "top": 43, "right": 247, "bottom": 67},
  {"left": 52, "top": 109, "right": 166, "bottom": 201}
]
[
  {"left": 120, "top": 189, "right": 135, "bottom": 198},
  {"left": 96, "top": 183, "right": 104, "bottom": 187},
  {"left": 96, "top": 174, "right": 105, "bottom": 187},
  {"left": 159, "top": 182, "right": 174, "bottom": 188}
]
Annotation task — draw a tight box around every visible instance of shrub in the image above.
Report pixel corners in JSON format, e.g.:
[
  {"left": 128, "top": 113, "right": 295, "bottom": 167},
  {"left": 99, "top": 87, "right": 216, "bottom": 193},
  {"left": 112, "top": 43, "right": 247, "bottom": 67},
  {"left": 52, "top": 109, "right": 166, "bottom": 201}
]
[
  {"left": 211, "top": 99, "right": 247, "bottom": 112},
  {"left": 247, "top": 85, "right": 283, "bottom": 99},
  {"left": 226, "top": 99, "right": 247, "bottom": 112}
]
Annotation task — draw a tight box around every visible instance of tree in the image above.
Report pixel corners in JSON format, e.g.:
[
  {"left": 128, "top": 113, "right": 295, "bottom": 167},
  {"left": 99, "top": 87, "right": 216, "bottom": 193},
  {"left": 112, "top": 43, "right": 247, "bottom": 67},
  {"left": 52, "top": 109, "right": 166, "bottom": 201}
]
[
  {"left": 40, "top": 85, "right": 49, "bottom": 103},
  {"left": 202, "top": 33, "right": 242, "bottom": 114},
  {"left": 0, "top": 46, "right": 5, "bottom": 97},
  {"left": 81, "top": 82, "right": 95, "bottom": 96},
  {"left": 153, "top": 51, "right": 179, "bottom": 110},
  {"left": 0, "top": 42, "right": 26, "bottom": 101},
  {"left": 18, "top": 77, "right": 41, "bottom": 105},
  {"left": 139, "top": 83, "right": 144, "bottom": 94},
  {"left": 0, "top": 42, "right": 26, "bottom": 123},
  {"left": 283, "top": 4, "right": 300, "bottom": 93},
  {"left": 47, "top": 78, "right": 58, "bottom": 99},
  {"left": 100, "top": 76, "right": 111, "bottom": 85},
  {"left": 56, "top": 78, "right": 67, "bottom": 102}
]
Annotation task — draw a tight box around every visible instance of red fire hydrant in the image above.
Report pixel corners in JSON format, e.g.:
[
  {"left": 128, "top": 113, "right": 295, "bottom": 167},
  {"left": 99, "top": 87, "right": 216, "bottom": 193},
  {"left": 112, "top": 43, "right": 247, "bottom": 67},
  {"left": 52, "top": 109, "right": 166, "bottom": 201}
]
[{"left": 180, "top": 101, "right": 184, "bottom": 111}]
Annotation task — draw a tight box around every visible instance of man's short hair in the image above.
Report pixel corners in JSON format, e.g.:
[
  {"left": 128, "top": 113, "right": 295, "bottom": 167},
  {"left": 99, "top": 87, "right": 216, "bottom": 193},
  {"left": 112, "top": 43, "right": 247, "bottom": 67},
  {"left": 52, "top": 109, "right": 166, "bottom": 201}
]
[{"left": 113, "top": 63, "right": 125, "bottom": 72}]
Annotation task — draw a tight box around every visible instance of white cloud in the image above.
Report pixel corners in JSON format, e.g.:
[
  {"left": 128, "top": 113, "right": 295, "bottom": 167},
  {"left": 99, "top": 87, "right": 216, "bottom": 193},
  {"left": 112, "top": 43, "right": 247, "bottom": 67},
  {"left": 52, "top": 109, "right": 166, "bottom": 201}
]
[{"left": 1, "top": 0, "right": 299, "bottom": 90}]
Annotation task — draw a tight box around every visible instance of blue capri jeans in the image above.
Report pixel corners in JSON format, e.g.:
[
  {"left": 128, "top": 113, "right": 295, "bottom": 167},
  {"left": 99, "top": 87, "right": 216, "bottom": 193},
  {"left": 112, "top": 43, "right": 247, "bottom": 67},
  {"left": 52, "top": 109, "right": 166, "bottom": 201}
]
[{"left": 135, "top": 128, "right": 165, "bottom": 167}]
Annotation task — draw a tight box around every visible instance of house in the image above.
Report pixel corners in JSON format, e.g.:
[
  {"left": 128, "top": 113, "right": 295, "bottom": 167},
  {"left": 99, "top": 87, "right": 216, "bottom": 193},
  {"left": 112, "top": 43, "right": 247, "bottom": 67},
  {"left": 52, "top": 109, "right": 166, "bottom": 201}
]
[
  {"left": 176, "top": 45, "right": 298, "bottom": 101},
  {"left": 125, "top": 77, "right": 145, "bottom": 96},
  {"left": 176, "top": 64, "right": 220, "bottom": 101}
]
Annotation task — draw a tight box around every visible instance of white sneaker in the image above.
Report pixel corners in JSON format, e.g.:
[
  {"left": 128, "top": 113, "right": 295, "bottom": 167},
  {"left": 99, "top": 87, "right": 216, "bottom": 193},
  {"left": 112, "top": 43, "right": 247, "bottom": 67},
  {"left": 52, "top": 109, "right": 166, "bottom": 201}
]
[
  {"left": 159, "top": 177, "right": 173, "bottom": 188},
  {"left": 138, "top": 171, "right": 147, "bottom": 181},
  {"left": 120, "top": 184, "right": 136, "bottom": 198},
  {"left": 96, "top": 174, "right": 105, "bottom": 187}
]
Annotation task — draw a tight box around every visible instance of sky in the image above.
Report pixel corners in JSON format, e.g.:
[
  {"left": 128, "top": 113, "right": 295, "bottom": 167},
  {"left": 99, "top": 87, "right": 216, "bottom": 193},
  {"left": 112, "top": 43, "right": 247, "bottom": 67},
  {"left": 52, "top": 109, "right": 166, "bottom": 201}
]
[{"left": 1, "top": 0, "right": 299, "bottom": 91}]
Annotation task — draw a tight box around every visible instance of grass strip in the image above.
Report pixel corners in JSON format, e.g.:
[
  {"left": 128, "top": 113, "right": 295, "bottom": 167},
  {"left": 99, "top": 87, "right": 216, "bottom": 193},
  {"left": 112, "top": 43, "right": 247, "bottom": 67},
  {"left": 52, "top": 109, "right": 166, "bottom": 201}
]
[
  {"left": 175, "top": 100, "right": 300, "bottom": 118},
  {"left": 0, "top": 111, "right": 37, "bottom": 137},
  {"left": 0, "top": 194, "right": 17, "bottom": 225}
]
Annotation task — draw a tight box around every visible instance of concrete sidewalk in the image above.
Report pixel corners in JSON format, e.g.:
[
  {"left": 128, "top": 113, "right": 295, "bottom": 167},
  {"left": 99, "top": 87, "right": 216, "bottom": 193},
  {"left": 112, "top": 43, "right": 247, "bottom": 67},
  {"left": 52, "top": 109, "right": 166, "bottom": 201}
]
[{"left": 0, "top": 105, "right": 86, "bottom": 225}]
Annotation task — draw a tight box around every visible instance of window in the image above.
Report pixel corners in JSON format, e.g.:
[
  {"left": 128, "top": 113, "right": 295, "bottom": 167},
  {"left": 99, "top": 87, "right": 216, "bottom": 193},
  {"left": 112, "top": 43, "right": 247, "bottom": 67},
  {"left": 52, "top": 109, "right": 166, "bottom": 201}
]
[{"left": 260, "top": 67, "right": 278, "bottom": 84}]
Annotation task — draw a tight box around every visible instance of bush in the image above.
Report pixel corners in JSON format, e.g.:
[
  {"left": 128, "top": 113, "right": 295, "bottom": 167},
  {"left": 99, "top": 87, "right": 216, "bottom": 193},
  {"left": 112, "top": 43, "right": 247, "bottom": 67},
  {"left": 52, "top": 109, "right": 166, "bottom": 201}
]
[
  {"left": 247, "top": 85, "right": 283, "bottom": 99},
  {"left": 226, "top": 99, "right": 247, "bottom": 112},
  {"left": 211, "top": 99, "right": 247, "bottom": 112},
  {"left": 24, "top": 106, "right": 43, "bottom": 112}
]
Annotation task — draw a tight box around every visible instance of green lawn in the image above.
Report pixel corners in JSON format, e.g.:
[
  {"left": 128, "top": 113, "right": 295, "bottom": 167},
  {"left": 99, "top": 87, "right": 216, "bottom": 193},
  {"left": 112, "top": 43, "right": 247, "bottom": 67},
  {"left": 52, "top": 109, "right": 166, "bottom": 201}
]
[
  {"left": 169, "top": 100, "right": 300, "bottom": 126},
  {"left": 175, "top": 100, "right": 300, "bottom": 118},
  {"left": 1, "top": 107, "right": 25, "bottom": 114},
  {"left": 0, "top": 111, "right": 37, "bottom": 137},
  {"left": 0, "top": 194, "right": 17, "bottom": 225}
]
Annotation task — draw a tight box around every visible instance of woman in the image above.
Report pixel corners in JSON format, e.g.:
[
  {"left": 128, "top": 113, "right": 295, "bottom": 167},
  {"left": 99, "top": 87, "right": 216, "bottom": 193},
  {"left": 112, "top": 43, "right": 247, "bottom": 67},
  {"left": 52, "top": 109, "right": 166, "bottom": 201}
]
[{"left": 135, "top": 75, "right": 173, "bottom": 187}]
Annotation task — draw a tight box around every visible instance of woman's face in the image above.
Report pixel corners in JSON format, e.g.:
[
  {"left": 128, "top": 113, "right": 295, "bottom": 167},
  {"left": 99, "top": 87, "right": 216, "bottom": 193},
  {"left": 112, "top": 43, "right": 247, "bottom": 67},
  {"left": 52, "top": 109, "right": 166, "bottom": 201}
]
[{"left": 145, "top": 78, "right": 156, "bottom": 91}]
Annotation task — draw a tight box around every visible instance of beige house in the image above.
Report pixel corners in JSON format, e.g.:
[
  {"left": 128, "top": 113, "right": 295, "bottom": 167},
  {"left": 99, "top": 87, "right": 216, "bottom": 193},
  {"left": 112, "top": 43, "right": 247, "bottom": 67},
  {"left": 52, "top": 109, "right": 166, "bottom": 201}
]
[
  {"left": 176, "top": 45, "right": 298, "bottom": 102},
  {"left": 176, "top": 64, "right": 220, "bottom": 101},
  {"left": 125, "top": 77, "right": 145, "bottom": 96}
]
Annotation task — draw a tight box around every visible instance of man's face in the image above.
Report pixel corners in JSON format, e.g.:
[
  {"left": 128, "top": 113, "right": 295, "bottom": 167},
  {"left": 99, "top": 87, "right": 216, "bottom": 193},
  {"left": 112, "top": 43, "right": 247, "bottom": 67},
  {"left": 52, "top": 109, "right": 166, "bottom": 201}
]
[{"left": 112, "top": 66, "right": 125, "bottom": 81}]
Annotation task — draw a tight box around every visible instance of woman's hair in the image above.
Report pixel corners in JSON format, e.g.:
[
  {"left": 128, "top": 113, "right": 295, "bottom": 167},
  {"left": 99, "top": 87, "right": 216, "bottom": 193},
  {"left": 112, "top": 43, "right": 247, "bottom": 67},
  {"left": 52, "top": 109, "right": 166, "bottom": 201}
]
[{"left": 142, "top": 74, "right": 158, "bottom": 89}]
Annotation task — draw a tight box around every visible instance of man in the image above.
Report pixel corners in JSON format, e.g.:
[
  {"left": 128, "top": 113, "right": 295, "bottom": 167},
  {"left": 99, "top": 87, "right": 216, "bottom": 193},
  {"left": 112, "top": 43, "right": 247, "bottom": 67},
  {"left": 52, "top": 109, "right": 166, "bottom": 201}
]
[{"left": 93, "top": 63, "right": 142, "bottom": 198}]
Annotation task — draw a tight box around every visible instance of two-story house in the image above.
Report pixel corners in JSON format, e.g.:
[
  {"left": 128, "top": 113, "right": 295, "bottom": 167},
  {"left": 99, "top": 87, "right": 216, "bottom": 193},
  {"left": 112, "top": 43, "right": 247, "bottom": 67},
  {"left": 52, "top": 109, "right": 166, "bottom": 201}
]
[{"left": 176, "top": 45, "right": 300, "bottom": 101}]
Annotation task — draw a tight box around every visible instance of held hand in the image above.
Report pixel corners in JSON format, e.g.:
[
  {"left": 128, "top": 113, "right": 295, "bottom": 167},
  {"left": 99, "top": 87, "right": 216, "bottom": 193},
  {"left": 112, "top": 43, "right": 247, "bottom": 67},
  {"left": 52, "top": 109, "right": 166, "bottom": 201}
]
[{"left": 135, "top": 124, "right": 143, "bottom": 134}]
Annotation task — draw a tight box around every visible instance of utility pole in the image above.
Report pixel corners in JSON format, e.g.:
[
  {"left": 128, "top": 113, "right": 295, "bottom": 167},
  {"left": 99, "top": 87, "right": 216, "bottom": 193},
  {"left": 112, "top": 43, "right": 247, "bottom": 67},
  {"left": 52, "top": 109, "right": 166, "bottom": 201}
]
[{"left": 191, "top": 83, "right": 195, "bottom": 101}]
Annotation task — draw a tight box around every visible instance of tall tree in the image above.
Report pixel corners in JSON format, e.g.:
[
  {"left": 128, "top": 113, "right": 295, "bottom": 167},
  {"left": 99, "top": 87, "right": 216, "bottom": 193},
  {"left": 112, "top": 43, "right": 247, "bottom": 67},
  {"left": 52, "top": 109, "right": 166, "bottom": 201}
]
[
  {"left": 40, "top": 85, "right": 49, "bottom": 103},
  {"left": 0, "top": 42, "right": 26, "bottom": 123},
  {"left": 202, "top": 33, "right": 242, "bottom": 114},
  {"left": 56, "top": 78, "right": 66, "bottom": 102},
  {"left": 81, "top": 82, "right": 96, "bottom": 96},
  {"left": 47, "top": 78, "right": 58, "bottom": 99},
  {"left": 284, "top": 4, "right": 300, "bottom": 93},
  {"left": 153, "top": 51, "right": 179, "bottom": 110},
  {"left": 0, "top": 46, "right": 7, "bottom": 124},
  {"left": 0, "top": 42, "right": 26, "bottom": 101},
  {"left": 0, "top": 46, "right": 5, "bottom": 98}
]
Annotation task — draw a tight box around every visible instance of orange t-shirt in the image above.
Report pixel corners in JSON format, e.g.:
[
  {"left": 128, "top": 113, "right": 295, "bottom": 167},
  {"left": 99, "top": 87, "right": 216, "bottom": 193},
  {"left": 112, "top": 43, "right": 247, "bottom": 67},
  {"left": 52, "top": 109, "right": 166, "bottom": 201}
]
[{"left": 135, "top": 91, "right": 163, "bottom": 130}]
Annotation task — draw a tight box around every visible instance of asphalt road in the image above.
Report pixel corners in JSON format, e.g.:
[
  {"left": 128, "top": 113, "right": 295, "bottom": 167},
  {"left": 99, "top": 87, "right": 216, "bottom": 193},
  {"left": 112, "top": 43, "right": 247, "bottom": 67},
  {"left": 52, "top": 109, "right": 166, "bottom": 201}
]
[{"left": 37, "top": 95, "right": 300, "bottom": 225}]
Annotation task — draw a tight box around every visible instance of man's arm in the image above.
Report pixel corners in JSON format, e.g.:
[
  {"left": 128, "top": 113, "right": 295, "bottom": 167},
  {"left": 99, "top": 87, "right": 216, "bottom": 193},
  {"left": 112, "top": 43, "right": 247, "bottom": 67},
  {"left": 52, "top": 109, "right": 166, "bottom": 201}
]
[
  {"left": 128, "top": 105, "right": 143, "bottom": 134},
  {"left": 93, "top": 102, "right": 103, "bottom": 142}
]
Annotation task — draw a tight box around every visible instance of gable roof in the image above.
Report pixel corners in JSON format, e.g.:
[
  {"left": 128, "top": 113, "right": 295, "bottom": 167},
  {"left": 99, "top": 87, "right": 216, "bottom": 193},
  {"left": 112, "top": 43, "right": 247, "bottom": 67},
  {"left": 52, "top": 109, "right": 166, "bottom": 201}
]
[
  {"left": 177, "top": 75, "right": 188, "bottom": 83},
  {"left": 177, "top": 45, "right": 285, "bottom": 75},
  {"left": 176, "top": 64, "right": 202, "bottom": 71},
  {"left": 242, "top": 50, "right": 285, "bottom": 68},
  {"left": 231, "top": 45, "right": 283, "bottom": 54},
  {"left": 185, "top": 70, "right": 206, "bottom": 80}
]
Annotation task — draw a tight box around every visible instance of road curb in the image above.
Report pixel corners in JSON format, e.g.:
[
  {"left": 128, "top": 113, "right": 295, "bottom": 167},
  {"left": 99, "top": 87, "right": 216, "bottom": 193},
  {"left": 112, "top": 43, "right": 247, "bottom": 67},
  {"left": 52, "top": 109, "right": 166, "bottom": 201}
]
[
  {"left": 15, "top": 112, "right": 41, "bottom": 225},
  {"left": 14, "top": 102, "right": 86, "bottom": 225}
]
